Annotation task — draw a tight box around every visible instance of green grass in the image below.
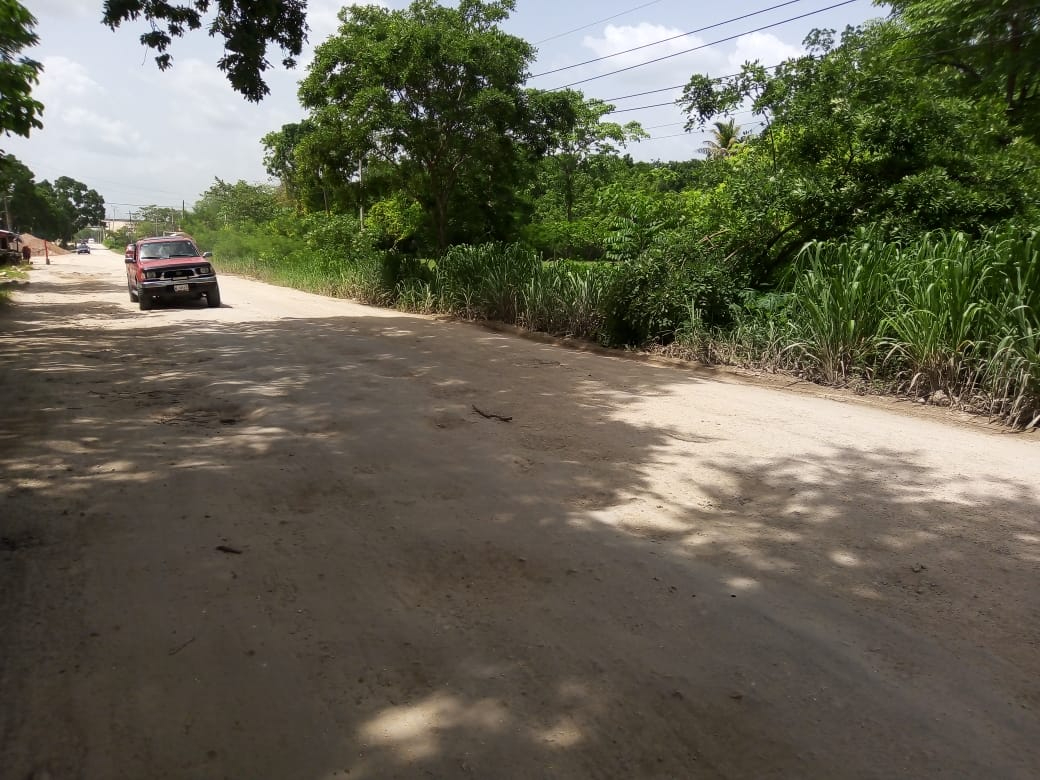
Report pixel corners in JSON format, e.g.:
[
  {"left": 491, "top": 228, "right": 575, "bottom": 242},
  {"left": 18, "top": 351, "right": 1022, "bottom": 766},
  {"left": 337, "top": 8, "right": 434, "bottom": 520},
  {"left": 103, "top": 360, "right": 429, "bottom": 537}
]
[
  {"left": 786, "top": 235, "right": 896, "bottom": 383},
  {"left": 0, "top": 266, "right": 29, "bottom": 281},
  {"left": 0, "top": 265, "right": 30, "bottom": 304},
  {"left": 680, "top": 229, "right": 1040, "bottom": 428}
]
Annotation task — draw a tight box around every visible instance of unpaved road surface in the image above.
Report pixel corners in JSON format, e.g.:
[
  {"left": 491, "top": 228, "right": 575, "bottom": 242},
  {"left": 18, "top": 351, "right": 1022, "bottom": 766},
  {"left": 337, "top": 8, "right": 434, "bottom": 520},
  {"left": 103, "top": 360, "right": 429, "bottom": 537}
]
[{"left": 2, "top": 251, "right": 1038, "bottom": 779}]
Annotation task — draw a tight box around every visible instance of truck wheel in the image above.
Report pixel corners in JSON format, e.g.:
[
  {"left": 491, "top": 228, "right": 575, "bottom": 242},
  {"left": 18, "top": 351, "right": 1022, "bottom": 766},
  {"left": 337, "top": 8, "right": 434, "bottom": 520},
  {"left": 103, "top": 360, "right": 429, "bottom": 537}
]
[
  {"left": 206, "top": 287, "right": 221, "bottom": 308},
  {"left": 139, "top": 293, "right": 152, "bottom": 311},
  {"left": 127, "top": 280, "right": 138, "bottom": 302}
]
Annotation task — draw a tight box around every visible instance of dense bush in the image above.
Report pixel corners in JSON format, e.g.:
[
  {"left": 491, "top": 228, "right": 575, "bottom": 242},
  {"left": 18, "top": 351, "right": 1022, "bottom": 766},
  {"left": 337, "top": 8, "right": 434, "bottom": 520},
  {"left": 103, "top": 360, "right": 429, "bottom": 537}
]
[{"left": 601, "top": 239, "right": 743, "bottom": 347}]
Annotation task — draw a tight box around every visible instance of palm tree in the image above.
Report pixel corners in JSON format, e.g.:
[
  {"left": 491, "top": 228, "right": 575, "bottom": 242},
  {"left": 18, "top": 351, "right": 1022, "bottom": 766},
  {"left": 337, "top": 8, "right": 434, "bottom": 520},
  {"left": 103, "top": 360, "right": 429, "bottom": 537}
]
[{"left": 699, "top": 118, "right": 744, "bottom": 160}]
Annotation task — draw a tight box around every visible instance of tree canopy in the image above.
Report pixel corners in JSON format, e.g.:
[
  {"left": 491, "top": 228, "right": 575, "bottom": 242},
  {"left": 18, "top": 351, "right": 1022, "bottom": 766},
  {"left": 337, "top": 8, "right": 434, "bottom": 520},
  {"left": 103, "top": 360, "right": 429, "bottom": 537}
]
[
  {"left": 678, "top": 18, "right": 1040, "bottom": 269},
  {"left": 193, "top": 178, "right": 281, "bottom": 226},
  {"left": 886, "top": 0, "right": 1040, "bottom": 142},
  {"left": 0, "top": 154, "right": 106, "bottom": 242},
  {"left": 294, "top": 0, "right": 571, "bottom": 251},
  {"left": 0, "top": 0, "right": 44, "bottom": 139},
  {"left": 101, "top": 0, "right": 308, "bottom": 101}
]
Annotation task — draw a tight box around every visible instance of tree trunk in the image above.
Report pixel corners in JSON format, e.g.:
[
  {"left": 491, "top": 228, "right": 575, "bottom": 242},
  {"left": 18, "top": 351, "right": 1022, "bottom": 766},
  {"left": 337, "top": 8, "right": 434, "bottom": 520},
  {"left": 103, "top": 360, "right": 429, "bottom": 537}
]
[{"left": 434, "top": 190, "right": 449, "bottom": 252}]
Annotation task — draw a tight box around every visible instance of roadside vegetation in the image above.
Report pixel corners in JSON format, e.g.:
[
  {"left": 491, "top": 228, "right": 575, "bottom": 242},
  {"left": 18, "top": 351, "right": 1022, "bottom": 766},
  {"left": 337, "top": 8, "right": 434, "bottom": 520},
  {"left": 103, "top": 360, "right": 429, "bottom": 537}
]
[
  {"left": 0, "top": 153, "right": 105, "bottom": 247},
  {"left": 146, "top": 1, "right": 1040, "bottom": 428},
  {"left": 0, "top": 264, "right": 30, "bottom": 305}
]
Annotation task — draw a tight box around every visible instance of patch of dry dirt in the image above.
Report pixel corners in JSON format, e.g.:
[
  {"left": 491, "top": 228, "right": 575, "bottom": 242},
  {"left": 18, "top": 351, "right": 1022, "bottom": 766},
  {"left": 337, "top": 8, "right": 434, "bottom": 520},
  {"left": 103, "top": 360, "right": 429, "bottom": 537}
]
[{"left": 1, "top": 251, "right": 1038, "bottom": 779}]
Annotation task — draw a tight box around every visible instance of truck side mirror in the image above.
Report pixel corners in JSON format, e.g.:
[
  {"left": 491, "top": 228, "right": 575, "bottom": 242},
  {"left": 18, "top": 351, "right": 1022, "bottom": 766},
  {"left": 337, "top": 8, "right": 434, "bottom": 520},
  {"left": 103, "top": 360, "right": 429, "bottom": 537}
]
[{"left": 202, "top": 251, "right": 213, "bottom": 259}]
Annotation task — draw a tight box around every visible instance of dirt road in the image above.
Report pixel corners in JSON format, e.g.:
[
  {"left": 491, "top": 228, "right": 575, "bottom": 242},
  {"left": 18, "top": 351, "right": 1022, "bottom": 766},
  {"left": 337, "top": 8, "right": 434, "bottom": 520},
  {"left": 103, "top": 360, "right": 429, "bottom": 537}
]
[{"left": 2, "top": 250, "right": 1038, "bottom": 779}]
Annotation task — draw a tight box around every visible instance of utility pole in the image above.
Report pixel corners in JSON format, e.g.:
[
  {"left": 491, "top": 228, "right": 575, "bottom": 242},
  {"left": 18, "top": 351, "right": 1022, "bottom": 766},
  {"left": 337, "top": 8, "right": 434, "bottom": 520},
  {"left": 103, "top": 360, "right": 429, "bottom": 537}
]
[{"left": 2, "top": 188, "right": 12, "bottom": 232}]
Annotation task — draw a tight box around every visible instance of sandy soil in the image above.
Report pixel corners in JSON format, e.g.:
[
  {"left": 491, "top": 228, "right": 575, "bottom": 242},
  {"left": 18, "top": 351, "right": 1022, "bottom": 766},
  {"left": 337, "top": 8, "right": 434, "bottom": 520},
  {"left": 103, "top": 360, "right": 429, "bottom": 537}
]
[
  {"left": 1, "top": 250, "right": 1038, "bottom": 779},
  {"left": 17, "top": 234, "right": 69, "bottom": 258}
]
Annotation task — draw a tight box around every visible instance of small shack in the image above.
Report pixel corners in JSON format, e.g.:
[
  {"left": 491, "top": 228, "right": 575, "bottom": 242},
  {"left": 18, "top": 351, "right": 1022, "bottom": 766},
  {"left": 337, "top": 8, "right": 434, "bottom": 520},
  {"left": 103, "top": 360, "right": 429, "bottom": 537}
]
[{"left": 0, "top": 230, "right": 22, "bottom": 265}]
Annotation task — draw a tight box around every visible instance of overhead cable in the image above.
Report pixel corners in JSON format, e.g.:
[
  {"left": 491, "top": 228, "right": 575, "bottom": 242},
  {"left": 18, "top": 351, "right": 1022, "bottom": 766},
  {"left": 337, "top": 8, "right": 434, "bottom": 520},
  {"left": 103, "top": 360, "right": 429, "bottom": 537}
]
[
  {"left": 594, "top": 9, "right": 1033, "bottom": 106},
  {"left": 534, "top": 0, "right": 667, "bottom": 45},
  {"left": 607, "top": 101, "right": 678, "bottom": 113},
  {"left": 530, "top": 0, "right": 810, "bottom": 78},
  {"left": 547, "top": 0, "right": 861, "bottom": 90},
  {"left": 603, "top": 83, "right": 686, "bottom": 101},
  {"left": 602, "top": 28, "right": 1036, "bottom": 122}
]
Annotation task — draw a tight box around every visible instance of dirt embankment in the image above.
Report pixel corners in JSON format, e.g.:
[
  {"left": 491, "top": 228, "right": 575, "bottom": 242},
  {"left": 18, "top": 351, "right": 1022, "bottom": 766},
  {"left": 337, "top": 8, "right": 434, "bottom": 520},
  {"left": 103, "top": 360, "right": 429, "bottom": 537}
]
[{"left": 18, "top": 233, "right": 70, "bottom": 257}]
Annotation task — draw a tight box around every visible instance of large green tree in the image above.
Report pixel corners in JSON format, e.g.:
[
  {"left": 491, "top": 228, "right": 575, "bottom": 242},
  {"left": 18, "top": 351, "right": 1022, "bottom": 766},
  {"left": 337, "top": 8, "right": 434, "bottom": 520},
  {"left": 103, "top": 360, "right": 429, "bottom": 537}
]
[
  {"left": 0, "top": 153, "right": 52, "bottom": 232},
  {"left": 262, "top": 120, "right": 314, "bottom": 207},
  {"left": 885, "top": 0, "right": 1040, "bottom": 141},
  {"left": 18, "top": 175, "right": 107, "bottom": 243},
  {"left": 52, "top": 177, "right": 105, "bottom": 241},
  {"left": 0, "top": 0, "right": 43, "bottom": 139},
  {"left": 263, "top": 117, "right": 364, "bottom": 215},
  {"left": 522, "top": 92, "right": 646, "bottom": 258},
  {"left": 297, "top": 0, "right": 553, "bottom": 251}
]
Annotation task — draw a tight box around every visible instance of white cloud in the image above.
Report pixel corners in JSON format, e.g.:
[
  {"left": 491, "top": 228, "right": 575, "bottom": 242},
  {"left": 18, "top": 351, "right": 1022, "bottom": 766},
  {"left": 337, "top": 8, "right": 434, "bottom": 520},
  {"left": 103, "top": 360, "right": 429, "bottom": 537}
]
[
  {"left": 583, "top": 23, "right": 707, "bottom": 65},
  {"left": 35, "top": 56, "right": 103, "bottom": 103},
  {"left": 30, "top": 0, "right": 95, "bottom": 19},
  {"left": 727, "top": 32, "right": 803, "bottom": 72},
  {"left": 56, "top": 107, "right": 146, "bottom": 154},
  {"left": 307, "top": 0, "right": 348, "bottom": 45},
  {"left": 305, "top": 0, "right": 389, "bottom": 53},
  {"left": 165, "top": 59, "right": 246, "bottom": 128},
  {"left": 574, "top": 23, "right": 723, "bottom": 98},
  {"left": 571, "top": 24, "right": 804, "bottom": 164}
]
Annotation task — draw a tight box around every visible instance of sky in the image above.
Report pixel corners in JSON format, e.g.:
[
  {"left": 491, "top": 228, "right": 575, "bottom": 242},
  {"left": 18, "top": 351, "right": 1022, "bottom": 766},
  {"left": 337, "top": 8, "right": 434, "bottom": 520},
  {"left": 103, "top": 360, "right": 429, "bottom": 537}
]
[{"left": 6, "top": 0, "right": 888, "bottom": 218}]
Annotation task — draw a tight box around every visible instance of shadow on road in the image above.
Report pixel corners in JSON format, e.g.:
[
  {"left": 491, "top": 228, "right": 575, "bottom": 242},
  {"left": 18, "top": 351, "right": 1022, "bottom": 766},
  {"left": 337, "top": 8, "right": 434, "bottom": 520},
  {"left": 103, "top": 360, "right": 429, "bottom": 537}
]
[{"left": 1, "top": 282, "right": 1038, "bottom": 779}]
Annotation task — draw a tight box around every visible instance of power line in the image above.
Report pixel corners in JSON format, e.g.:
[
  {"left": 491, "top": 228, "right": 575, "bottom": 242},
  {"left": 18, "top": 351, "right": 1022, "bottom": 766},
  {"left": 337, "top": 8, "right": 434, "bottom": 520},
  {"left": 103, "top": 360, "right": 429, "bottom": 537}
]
[
  {"left": 595, "top": 11, "right": 1000, "bottom": 104},
  {"left": 548, "top": 0, "right": 862, "bottom": 90},
  {"left": 597, "top": 16, "right": 1022, "bottom": 116},
  {"left": 609, "top": 100, "right": 767, "bottom": 116},
  {"left": 616, "top": 105, "right": 758, "bottom": 126},
  {"left": 604, "top": 83, "right": 685, "bottom": 101},
  {"left": 603, "top": 27, "right": 1036, "bottom": 126},
  {"left": 531, "top": 0, "right": 810, "bottom": 78},
  {"left": 643, "top": 118, "right": 771, "bottom": 142},
  {"left": 601, "top": 62, "right": 788, "bottom": 102},
  {"left": 642, "top": 132, "right": 697, "bottom": 141},
  {"left": 533, "top": 0, "right": 667, "bottom": 45},
  {"left": 608, "top": 101, "right": 678, "bottom": 113},
  {"left": 611, "top": 101, "right": 761, "bottom": 117}
]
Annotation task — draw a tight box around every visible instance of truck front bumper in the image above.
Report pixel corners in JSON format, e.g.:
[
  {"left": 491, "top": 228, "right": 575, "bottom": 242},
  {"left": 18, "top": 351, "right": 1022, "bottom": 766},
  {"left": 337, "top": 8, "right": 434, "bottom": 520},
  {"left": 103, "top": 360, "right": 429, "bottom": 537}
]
[{"left": 140, "top": 275, "right": 218, "bottom": 299}]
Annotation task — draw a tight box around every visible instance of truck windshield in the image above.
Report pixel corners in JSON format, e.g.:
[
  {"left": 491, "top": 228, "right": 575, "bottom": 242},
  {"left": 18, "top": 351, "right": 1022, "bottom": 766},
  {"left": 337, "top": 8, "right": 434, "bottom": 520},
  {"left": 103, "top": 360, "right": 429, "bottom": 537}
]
[{"left": 140, "top": 240, "right": 197, "bottom": 259}]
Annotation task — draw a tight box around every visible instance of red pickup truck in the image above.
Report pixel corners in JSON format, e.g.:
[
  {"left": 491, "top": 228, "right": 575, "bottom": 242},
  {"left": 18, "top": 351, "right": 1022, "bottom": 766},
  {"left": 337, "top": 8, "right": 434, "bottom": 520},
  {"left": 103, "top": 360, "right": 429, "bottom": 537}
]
[{"left": 124, "top": 236, "right": 221, "bottom": 311}]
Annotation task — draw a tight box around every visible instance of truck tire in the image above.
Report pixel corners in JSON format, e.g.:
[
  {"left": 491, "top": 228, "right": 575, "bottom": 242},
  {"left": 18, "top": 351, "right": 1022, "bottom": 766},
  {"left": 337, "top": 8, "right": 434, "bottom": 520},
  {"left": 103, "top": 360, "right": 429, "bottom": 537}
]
[{"left": 207, "top": 286, "right": 221, "bottom": 308}]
